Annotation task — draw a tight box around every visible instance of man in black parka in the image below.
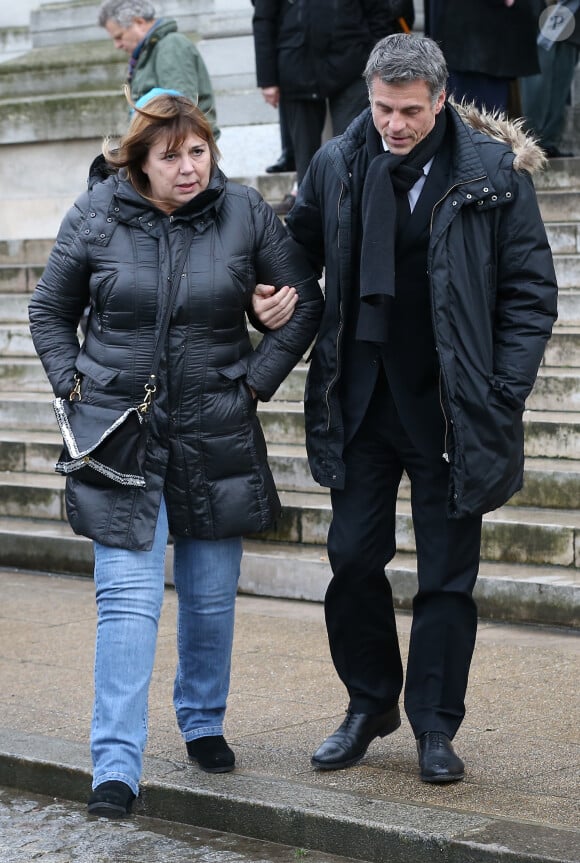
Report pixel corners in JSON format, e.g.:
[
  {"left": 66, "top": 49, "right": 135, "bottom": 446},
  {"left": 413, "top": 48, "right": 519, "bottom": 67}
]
[{"left": 276, "top": 33, "right": 557, "bottom": 782}]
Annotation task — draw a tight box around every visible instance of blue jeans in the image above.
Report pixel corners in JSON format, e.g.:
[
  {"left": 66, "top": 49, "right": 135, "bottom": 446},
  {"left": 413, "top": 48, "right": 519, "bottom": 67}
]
[{"left": 91, "top": 497, "right": 242, "bottom": 795}]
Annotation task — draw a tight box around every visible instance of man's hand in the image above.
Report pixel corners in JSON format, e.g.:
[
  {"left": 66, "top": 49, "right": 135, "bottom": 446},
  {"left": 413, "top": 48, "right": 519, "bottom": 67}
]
[
  {"left": 252, "top": 283, "right": 298, "bottom": 330},
  {"left": 261, "top": 86, "right": 280, "bottom": 108}
]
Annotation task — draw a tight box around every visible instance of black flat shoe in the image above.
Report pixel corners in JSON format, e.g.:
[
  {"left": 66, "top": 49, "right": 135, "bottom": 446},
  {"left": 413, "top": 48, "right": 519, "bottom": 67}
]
[
  {"left": 186, "top": 735, "right": 235, "bottom": 773},
  {"left": 417, "top": 731, "right": 464, "bottom": 783},
  {"left": 265, "top": 155, "right": 296, "bottom": 173},
  {"left": 87, "top": 780, "right": 135, "bottom": 817},
  {"left": 311, "top": 705, "right": 401, "bottom": 770}
]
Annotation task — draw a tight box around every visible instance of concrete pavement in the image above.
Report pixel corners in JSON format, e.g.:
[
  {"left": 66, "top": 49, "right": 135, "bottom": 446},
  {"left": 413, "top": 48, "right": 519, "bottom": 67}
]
[{"left": 0, "top": 567, "right": 578, "bottom": 863}]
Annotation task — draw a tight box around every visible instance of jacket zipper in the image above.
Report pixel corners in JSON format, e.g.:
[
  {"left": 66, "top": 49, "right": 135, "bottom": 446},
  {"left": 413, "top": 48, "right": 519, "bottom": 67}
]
[
  {"left": 325, "top": 181, "right": 347, "bottom": 431},
  {"left": 429, "top": 173, "right": 487, "bottom": 463}
]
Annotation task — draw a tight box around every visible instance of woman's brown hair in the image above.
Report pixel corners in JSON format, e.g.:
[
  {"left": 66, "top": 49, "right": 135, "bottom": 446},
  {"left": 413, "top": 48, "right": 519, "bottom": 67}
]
[{"left": 103, "top": 89, "right": 220, "bottom": 198}]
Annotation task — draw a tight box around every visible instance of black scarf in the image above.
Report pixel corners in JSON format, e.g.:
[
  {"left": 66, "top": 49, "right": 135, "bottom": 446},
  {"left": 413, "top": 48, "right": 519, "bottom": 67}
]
[{"left": 357, "top": 107, "right": 447, "bottom": 343}]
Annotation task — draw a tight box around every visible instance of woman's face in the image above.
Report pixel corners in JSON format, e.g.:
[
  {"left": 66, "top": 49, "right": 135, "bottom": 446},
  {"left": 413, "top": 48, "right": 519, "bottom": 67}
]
[{"left": 141, "top": 131, "right": 212, "bottom": 214}]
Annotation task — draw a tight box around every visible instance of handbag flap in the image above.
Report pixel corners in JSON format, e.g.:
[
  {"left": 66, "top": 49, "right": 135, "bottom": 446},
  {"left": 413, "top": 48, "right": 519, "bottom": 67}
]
[{"left": 53, "top": 397, "right": 143, "bottom": 459}]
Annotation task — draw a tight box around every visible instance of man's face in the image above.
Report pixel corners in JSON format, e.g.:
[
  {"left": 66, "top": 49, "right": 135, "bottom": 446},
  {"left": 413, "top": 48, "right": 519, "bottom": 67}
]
[
  {"left": 104, "top": 16, "right": 152, "bottom": 54},
  {"left": 369, "top": 77, "right": 445, "bottom": 156}
]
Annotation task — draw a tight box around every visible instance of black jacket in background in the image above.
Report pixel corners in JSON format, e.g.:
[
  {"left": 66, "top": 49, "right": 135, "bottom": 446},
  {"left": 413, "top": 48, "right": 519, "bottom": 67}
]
[
  {"left": 253, "top": 0, "right": 414, "bottom": 100},
  {"left": 428, "top": 0, "right": 539, "bottom": 79}
]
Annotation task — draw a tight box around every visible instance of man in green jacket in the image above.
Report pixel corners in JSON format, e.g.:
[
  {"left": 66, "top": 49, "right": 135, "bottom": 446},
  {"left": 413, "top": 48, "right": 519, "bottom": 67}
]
[{"left": 98, "top": 0, "right": 220, "bottom": 137}]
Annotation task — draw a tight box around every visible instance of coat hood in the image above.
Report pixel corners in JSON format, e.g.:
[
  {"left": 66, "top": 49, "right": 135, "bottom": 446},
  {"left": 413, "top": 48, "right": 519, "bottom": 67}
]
[{"left": 452, "top": 100, "right": 547, "bottom": 176}]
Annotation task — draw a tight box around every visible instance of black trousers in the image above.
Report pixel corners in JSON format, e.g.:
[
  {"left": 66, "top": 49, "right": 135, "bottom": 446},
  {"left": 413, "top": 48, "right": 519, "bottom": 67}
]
[
  {"left": 285, "top": 78, "right": 368, "bottom": 183},
  {"left": 326, "top": 372, "right": 482, "bottom": 739}
]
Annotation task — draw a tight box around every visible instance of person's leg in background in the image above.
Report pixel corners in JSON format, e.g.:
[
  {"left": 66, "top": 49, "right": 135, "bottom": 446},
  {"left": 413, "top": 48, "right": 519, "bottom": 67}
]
[
  {"left": 273, "top": 97, "right": 327, "bottom": 215},
  {"left": 448, "top": 70, "right": 511, "bottom": 113},
  {"left": 266, "top": 96, "right": 296, "bottom": 173},
  {"left": 329, "top": 77, "right": 370, "bottom": 135},
  {"left": 173, "top": 533, "right": 242, "bottom": 772},
  {"left": 89, "top": 497, "right": 169, "bottom": 813},
  {"left": 521, "top": 41, "right": 579, "bottom": 157}
]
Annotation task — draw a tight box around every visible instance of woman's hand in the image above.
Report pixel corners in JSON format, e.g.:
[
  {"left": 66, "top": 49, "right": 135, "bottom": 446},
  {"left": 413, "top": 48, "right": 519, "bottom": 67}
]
[{"left": 252, "top": 283, "right": 298, "bottom": 330}]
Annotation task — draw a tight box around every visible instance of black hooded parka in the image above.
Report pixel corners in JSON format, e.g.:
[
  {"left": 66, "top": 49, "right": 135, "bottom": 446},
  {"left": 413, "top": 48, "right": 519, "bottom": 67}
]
[
  {"left": 29, "top": 171, "right": 323, "bottom": 550},
  {"left": 286, "top": 103, "right": 558, "bottom": 518}
]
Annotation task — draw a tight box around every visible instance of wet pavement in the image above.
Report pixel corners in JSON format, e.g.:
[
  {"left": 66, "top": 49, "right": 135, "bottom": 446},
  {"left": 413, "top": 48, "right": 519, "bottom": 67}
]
[
  {"left": 0, "top": 569, "right": 579, "bottom": 863},
  {"left": 0, "top": 785, "right": 366, "bottom": 863}
]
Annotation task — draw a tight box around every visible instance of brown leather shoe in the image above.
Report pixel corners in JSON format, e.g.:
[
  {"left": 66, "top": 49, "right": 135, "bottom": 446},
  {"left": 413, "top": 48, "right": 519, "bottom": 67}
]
[
  {"left": 417, "top": 732, "right": 464, "bottom": 783},
  {"left": 311, "top": 706, "right": 401, "bottom": 770}
]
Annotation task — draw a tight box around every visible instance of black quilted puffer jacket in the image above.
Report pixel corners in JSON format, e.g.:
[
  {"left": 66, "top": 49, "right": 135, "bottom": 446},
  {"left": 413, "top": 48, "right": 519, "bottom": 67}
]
[{"left": 29, "top": 169, "right": 322, "bottom": 550}]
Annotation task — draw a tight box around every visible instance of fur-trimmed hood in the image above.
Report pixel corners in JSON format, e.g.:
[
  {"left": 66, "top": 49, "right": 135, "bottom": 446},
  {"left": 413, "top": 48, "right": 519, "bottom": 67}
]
[{"left": 453, "top": 99, "right": 547, "bottom": 176}]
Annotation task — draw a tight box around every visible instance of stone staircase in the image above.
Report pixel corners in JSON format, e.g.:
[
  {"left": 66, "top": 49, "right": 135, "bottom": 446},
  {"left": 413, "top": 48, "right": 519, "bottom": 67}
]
[{"left": 0, "top": 160, "right": 578, "bottom": 629}]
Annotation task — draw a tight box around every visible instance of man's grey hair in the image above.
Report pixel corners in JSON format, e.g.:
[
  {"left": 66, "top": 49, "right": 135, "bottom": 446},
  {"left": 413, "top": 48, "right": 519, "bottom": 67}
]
[
  {"left": 98, "top": 0, "right": 155, "bottom": 27},
  {"left": 364, "top": 33, "right": 448, "bottom": 105}
]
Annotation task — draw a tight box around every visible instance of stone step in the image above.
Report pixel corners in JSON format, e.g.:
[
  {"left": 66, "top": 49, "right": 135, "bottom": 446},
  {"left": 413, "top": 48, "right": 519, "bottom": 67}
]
[
  {"left": 0, "top": 516, "right": 575, "bottom": 627},
  {"left": 0, "top": 471, "right": 577, "bottom": 570},
  {"left": 0, "top": 238, "right": 53, "bottom": 266},
  {"left": 1, "top": 431, "right": 578, "bottom": 511},
  {"left": 2, "top": 321, "right": 580, "bottom": 370},
  {"left": 0, "top": 264, "right": 44, "bottom": 293},
  {"left": 556, "top": 289, "right": 580, "bottom": 327},
  {"left": 523, "top": 409, "right": 580, "bottom": 458},
  {"left": 240, "top": 540, "right": 579, "bottom": 628},
  {"left": 534, "top": 157, "right": 580, "bottom": 191},
  {"left": 0, "top": 358, "right": 51, "bottom": 391},
  {"left": 538, "top": 189, "right": 580, "bottom": 223},
  {"left": 553, "top": 255, "right": 580, "bottom": 290},
  {"left": 542, "top": 327, "right": 580, "bottom": 367},
  {"left": 0, "top": 393, "right": 579, "bottom": 459},
  {"left": 529, "top": 367, "right": 580, "bottom": 412},
  {"left": 0, "top": 354, "right": 310, "bottom": 398},
  {"left": 6, "top": 361, "right": 574, "bottom": 417},
  {"left": 545, "top": 222, "right": 580, "bottom": 255},
  {"left": 269, "top": 491, "right": 580, "bottom": 569},
  {"left": 28, "top": 0, "right": 253, "bottom": 49}
]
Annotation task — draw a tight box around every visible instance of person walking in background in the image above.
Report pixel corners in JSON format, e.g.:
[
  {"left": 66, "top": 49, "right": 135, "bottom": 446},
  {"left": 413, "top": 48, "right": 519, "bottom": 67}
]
[
  {"left": 98, "top": 0, "right": 220, "bottom": 136},
  {"left": 521, "top": 0, "right": 580, "bottom": 158},
  {"left": 426, "top": 0, "right": 539, "bottom": 114},
  {"left": 253, "top": 33, "right": 557, "bottom": 782},
  {"left": 252, "top": 0, "right": 414, "bottom": 215},
  {"left": 249, "top": 1, "right": 295, "bottom": 175},
  {"left": 29, "top": 91, "right": 322, "bottom": 817}
]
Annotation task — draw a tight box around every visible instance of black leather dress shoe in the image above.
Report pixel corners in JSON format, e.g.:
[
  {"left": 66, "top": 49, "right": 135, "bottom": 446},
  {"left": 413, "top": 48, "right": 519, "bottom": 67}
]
[
  {"left": 265, "top": 154, "right": 296, "bottom": 173},
  {"left": 187, "top": 735, "right": 235, "bottom": 773},
  {"left": 311, "top": 706, "right": 401, "bottom": 770},
  {"left": 416, "top": 732, "right": 464, "bottom": 783},
  {"left": 87, "top": 780, "right": 135, "bottom": 817}
]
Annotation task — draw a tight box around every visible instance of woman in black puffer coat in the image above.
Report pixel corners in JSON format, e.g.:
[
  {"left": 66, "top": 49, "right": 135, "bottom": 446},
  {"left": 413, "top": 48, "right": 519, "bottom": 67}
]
[{"left": 29, "top": 91, "right": 322, "bottom": 815}]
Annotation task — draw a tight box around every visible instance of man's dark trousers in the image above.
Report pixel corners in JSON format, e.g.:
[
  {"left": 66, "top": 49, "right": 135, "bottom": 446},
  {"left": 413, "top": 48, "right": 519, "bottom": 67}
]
[{"left": 326, "top": 369, "right": 482, "bottom": 740}]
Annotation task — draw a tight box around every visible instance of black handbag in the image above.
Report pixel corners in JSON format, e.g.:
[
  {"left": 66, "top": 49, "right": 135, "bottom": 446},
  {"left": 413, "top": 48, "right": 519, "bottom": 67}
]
[
  {"left": 52, "top": 236, "right": 193, "bottom": 489},
  {"left": 53, "top": 396, "right": 149, "bottom": 488}
]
